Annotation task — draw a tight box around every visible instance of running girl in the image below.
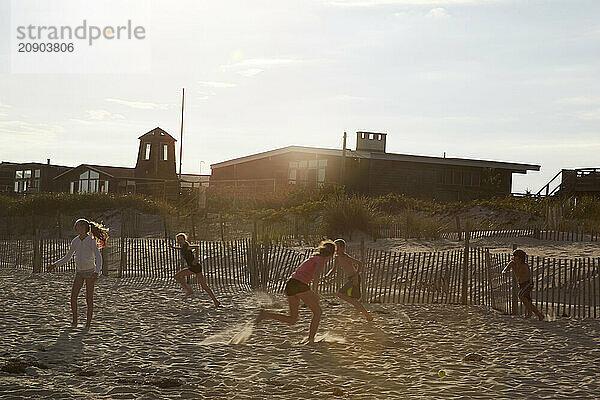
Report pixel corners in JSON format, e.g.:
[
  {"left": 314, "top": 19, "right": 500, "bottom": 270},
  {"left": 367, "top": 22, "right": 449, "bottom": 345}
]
[
  {"left": 256, "top": 240, "right": 335, "bottom": 343},
  {"left": 171, "top": 233, "right": 219, "bottom": 307},
  {"left": 47, "top": 218, "right": 109, "bottom": 328},
  {"left": 324, "top": 238, "right": 372, "bottom": 321}
]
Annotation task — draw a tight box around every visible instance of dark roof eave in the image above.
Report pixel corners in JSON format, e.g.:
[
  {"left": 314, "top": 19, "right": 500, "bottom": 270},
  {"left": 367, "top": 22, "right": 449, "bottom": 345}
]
[
  {"left": 53, "top": 164, "right": 135, "bottom": 180},
  {"left": 210, "top": 145, "right": 540, "bottom": 172}
]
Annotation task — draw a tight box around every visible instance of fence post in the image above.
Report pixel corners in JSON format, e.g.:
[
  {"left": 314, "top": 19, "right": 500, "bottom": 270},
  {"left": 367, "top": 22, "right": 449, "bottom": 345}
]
[
  {"left": 249, "top": 221, "right": 258, "bottom": 289},
  {"left": 360, "top": 238, "right": 366, "bottom": 296},
  {"left": 163, "top": 214, "right": 169, "bottom": 240},
  {"left": 220, "top": 214, "right": 225, "bottom": 242},
  {"left": 511, "top": 243, "right": 519, "bottom": 314},
  {"left": 461, "top": 221, "right": 470, "bottom": 305},
  {"left": 56, "top": 209, "right": 62, "bottom": 238},
  {"left": 191, "top": 213, "right": 197, "bottom": 241},
  {"left": 118, "top": 212, "right": 125, "bottom": 278},
  {"left": 485, "top": 250, "right": 495, "bottom": 310},
  {"left": 101, "top": 246, "right": 108, "bottom": 276},
  {"left": 456, "top": 215, "right": 462, "bottom": 241},
  {"left": 33, "top": 228, "right": 41, "bottom": 273}
]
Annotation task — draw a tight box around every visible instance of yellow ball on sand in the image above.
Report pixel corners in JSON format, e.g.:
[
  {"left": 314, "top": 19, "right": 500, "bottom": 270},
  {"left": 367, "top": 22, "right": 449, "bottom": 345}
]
[{"left": 438, "top": 370, "right": 446, "bottom": 377}]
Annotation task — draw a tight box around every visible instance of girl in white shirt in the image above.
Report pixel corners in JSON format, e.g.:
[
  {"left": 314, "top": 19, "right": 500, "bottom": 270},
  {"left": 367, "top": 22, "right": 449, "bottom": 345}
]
[{"left": 47, "top": 218, "right": 109, "bottom": 328}]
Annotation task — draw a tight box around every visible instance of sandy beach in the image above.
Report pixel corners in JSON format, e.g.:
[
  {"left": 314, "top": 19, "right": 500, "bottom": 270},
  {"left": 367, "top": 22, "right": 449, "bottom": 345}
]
[
  {"left": 356, "top": 235, "right": 600, "bottom": 259},
  {"left": 1, "top": 269, "right": 599, "bottom": 399}
]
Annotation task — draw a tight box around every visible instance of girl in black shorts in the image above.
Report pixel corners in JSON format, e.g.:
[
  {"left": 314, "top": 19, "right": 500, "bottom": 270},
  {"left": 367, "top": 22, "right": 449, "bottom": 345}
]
[
  {"left": 256, "top": 240, "right": 335, "bottom": 342},
  {"left": 171, "top": 233, "right": 219, "bottom": 307}
]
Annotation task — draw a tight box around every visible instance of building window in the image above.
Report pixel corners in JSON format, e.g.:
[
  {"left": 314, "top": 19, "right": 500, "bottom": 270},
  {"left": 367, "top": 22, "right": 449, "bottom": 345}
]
[
  {"left": 100, "top": 180, "right": 109, "bottom": 193},
  {"left": 318, "top": 168, "right": 325, "bottom": 183},
  {"left": 288, "top": 167, "right": 297, "bottom": 184},
  {"left": 162, "top": 144, "right": 168, "bottom": 161},
  {"left": 14, "top": 169, "right": 39, "bottom": 193},
  {"left": 289, "top": 159, "right": 327, "bottom": 186},
  {"left": 144, "top": 143, "right": 151, "bottom": 160},
  {"left": 72, "top": 169, "right": 107, "bottom": 193}
]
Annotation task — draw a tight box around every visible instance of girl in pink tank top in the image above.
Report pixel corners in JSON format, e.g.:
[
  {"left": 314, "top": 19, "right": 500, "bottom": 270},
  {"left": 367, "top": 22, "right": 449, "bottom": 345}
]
[{"left": 256, "top": 240, "right": 335, "bottom": 343}]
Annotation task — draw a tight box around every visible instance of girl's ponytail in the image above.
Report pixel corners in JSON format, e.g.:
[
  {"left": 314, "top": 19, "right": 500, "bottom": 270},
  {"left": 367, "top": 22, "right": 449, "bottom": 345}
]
[{"left": 89, "top": 220, "right": 110, "bottom": 248}]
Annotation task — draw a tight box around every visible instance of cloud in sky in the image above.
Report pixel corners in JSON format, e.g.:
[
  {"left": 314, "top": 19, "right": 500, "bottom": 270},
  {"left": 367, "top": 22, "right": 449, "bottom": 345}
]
[
  {"left": 426, "top": 7, "right": 450, "bottom": 18},
  {"left": 104, "top": 98, "right": 173, "bottom": 110},
  {"left": 220, "top": 58, "right": 305, "bottom": 77},
  {"left": 226, "top": 58, "right": 304, "bottom": 68},
  {"left": 518, "top": 140, "right": 600, "bottom": 150},
  {"left": 236, "top": 69, "right": 265, "bottom": 77},
  {"left": 573, "top": 109, "right": 600, "bottom": 120},
  {"left": 326, "top": 0, "right": 499, "bottom": 7},
  {"left": 0, "top": 103, "right": 10, "bottom": 118},
  {"left": 85, "top": 109, "right": 125, "bottom": 121},
  {"left": 557, "top": 96, "right": 600, "bottom": 105},
  {"left": 197, "top": 81, "right": 237, "bottom": 88},
  {"left": 0, "top": 120, "right": 64, "bottom": 151}
]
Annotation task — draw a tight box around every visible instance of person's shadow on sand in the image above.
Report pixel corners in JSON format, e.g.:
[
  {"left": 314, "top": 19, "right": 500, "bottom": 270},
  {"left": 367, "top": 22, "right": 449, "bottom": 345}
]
[{"left": 43, "top": 328, "right": 87, "bottom": 365}]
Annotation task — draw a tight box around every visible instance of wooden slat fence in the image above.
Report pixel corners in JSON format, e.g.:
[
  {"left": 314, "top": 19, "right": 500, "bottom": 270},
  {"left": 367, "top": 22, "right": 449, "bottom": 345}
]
[
  {"left": 1, "top": 237, "right": 599, "bottom": 318},
  {"left": 487, "top": 253, "right": 600, "bottom": 318},
  {"left": 533, "top": 230, "right": 600, "bottom": 242},
  {"left": 441, "top": 229, "right": 535, "bottom": 241}
]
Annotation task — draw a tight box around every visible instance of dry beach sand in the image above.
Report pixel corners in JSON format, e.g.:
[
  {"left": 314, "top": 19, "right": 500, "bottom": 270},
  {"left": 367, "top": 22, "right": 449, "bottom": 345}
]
[
  {"left": 357, "top": 235, "right": 600, "bottom": 259},
  {"left": 1, "top": 269, "right": 600, "bottom": 399}
]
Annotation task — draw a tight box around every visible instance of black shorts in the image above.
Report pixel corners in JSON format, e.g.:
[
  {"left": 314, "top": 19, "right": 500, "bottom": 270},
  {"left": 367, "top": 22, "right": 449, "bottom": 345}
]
[
  {"left": 284, "top": 279, "right": 310, "bottom": 296},
  {"left": 518, "top": 280, "right": 533, "bottom": 301},
  {"left": 186, "top": 261, "right": 202, "bottom": 274}
]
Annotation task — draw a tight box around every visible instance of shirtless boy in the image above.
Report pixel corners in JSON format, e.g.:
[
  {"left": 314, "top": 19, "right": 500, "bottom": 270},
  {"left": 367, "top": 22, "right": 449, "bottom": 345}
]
[
  {"left": 324, "top": 239, "right": 372, "bottom": 321},
  {"left": 502, "top": 249, "right": 544, "bottom": 321}
]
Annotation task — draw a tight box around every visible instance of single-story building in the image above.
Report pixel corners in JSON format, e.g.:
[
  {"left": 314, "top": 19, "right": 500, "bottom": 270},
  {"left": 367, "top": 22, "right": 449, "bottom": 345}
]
[
  {"left": 210, "top": 131, "right": 540, "bottom": 201},
  {"left": 0, "top": 160, "right": 70, "bottom": 194}
]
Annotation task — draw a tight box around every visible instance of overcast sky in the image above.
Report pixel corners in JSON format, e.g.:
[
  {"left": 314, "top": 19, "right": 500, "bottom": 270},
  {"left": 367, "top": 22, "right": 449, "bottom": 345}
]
[{"left": 0, "top": 0, "right": 598, "bottom": 193}]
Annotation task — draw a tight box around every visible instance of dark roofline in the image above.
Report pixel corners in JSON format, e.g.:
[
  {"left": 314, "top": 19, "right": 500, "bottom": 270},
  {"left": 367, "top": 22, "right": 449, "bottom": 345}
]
[
  {"left": 138, "top": 126, "right": 177, "bottom": 141},
  {"left": 53, "top": 164, "right": 135, "bottom": 180},
  {"left": 1, "top": 161, "right": 72, "bottom": 168},
  {"left": 210, "top": 145, "right": 540, "bottom": 172}
]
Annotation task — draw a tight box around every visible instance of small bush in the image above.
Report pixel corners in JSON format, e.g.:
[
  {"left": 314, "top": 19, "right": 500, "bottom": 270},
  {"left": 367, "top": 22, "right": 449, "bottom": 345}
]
[
  {"left": 321, "top": 195, "right": 378, "bottom": 238},
  {"left": 0, "top": 193, "right": 173, "bottom": 216}
]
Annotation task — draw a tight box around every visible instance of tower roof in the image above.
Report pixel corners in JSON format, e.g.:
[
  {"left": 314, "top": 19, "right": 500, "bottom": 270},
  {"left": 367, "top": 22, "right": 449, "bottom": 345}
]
[{"left": 138, "top": 127, "right": 177, "bottom": 141}]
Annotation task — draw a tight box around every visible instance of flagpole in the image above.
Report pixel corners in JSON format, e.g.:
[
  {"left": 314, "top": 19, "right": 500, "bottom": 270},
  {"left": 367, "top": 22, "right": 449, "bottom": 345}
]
[{"left": 178, "top": 87, "right": 184, "bottom": 181}]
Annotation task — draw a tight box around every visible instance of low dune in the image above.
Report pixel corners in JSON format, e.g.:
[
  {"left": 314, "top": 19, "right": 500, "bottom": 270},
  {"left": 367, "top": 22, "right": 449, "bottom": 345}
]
[
  {"left": 356, "top": 235, "right": 600, "bottom": 259},
  {"left": 1, "top": 270, "right": 599, "bottom": 399}
]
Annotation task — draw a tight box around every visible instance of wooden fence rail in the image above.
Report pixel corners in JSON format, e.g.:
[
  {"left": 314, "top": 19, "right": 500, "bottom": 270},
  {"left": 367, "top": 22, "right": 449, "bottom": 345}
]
[
  {"left": 1, "top": 238, "right": 598, "bottom": 319},
  {"left": 533, "top": 230, "right": 600, "bottom": 242},
  {"left": 441, "top": 229, "right": 536, "bottom": 241}
]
